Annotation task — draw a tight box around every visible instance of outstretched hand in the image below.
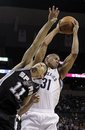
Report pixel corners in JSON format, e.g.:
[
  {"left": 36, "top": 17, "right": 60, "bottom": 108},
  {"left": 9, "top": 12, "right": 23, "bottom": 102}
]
[{"left": 48, "top": 5, "right": 60, "bottom": 23}]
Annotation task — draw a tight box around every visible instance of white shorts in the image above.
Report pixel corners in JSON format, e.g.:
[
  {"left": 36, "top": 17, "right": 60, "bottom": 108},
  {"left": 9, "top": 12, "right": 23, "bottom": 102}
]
[{"left": 21, "top": 109, "right": 59, "bottom": 130}]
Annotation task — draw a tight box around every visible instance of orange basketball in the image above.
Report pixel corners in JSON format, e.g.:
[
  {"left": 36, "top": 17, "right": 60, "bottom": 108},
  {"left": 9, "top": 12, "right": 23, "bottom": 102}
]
[{"left": 59, "top": 16, "right": 76, "bottom": 34}]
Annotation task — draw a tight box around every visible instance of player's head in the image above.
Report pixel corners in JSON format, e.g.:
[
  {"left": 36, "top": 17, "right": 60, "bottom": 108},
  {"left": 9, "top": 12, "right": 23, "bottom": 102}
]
[
  {"left": 30, "top": 62, "right": 47, "bottom": 79},
  {"left": 44, "top": 53, "right": 60, "bottom": 69}
]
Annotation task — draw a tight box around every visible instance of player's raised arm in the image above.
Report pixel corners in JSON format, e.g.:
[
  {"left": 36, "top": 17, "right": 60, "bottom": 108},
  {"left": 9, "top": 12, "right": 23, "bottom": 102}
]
[
  {"left": 21, "top": 6, "right": 59, "bottom": 65},
  {"left": 32, "top": 14, "right": 60, "bottom": 64},
  {"left": 59, "top": 20, "right": 79, "bottom": 80}
]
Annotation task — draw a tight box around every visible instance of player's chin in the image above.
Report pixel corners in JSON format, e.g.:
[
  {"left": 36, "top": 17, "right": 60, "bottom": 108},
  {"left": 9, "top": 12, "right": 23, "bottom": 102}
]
[
  {"left": 51, "top": 64, "right": 58, "bottom": 69},
  {"left": 32, "top": 76, "right": 43, "bottom": 80}
]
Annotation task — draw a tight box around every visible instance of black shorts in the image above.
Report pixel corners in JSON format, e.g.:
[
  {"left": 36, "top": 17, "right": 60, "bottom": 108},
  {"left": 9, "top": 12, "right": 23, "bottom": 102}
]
[{"left": 0, "top": 109, "right": 16, "bottom": 130}]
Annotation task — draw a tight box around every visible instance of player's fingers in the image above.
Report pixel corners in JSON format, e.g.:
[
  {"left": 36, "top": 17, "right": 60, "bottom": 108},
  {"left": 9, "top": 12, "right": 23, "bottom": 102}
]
[
  {"left": 34, "top": 96, "right": 40, "bottom": 103},
  {"left": 56, "top": 10, "right": 60, "bottom": 16},
  {"left": 52, "top": 5, "right": 55, "bottom": 12},
  {"left": 49, "top": 7, "right": 51, "bottom": 14},
  {"left": 55, "top": 7, "right": 58, "bottom": 12}
]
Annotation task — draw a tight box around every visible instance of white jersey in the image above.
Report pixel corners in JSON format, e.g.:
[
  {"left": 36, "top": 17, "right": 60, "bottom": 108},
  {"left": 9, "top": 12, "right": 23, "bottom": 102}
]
[
  {"left": 29, "top": 67, "right": 63, "bottom": 112},
  {"left": 21, "top": 68, "right": 62, "bottom": 130}
]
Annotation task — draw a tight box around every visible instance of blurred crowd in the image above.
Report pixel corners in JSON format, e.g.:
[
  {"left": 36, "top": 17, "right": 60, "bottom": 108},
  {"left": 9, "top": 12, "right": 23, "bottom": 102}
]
[{"left": 55, "top": 95, "right": 85, "bottom": 130}]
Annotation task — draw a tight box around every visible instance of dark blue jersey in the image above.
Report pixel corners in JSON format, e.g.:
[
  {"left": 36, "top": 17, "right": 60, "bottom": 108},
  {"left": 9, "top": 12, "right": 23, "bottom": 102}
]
[{"left": 0, "top": 69, "right": 39, "bottom": 115}]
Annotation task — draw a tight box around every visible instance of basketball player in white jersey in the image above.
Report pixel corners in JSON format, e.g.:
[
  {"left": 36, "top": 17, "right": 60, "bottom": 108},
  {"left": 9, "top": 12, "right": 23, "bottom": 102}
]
[{"left": 20, "top": 17, "right": 79, "bottom": 130}]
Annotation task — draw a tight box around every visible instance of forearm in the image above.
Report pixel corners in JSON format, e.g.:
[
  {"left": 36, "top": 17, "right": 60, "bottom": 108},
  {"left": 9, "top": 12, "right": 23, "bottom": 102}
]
[
  {"left": 43, "top": 27, "right": 59, "bottom": 46},
  {"left": 18, "top": 101, "right": 33, "bottom": 116},
  {"left": 33, "top": 43, "right": 48, "bottom": 64},
  {"left": 71, "top": 32, "right": 79, "bottom": 55},
  {"left": 18, "top": 95, "right": 33, "bottom": 116},
  {"left": 18, "top": 93, "right": 39, "bottom": 116}
]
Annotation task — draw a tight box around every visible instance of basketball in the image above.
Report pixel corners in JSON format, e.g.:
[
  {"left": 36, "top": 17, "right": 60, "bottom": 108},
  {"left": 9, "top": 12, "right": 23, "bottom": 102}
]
[{"left": 59, "top": 16, "right": 76, "bottom": 34}]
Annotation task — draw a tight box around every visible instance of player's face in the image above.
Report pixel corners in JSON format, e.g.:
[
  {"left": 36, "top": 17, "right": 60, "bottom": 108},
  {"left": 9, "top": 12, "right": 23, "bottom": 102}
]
[
  {"left": 31, "top": 62, "right": 47, "bottom": 79},
  {"left": 46, "top": 54, "right": 60, "bottom": 69}
]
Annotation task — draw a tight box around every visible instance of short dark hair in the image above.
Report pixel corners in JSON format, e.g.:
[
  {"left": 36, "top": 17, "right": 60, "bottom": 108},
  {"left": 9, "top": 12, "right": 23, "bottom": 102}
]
[{"left": 44, "top": 53, "right": 59, "bottom": 63}]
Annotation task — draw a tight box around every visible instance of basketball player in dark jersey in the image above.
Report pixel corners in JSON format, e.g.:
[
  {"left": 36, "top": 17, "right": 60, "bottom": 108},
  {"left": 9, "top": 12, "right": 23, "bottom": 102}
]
[
  {"left": 0, "top": 62, "right": 47, "bottom": 130},
  {"left": 0, "top": 6, "right": 59, "bottom": 130}
]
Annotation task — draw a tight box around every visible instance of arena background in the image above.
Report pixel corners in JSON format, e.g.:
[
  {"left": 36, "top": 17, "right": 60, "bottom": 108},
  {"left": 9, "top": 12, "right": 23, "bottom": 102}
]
[{"left": 0, "top": 0, "right": 85, "bottom": 129}]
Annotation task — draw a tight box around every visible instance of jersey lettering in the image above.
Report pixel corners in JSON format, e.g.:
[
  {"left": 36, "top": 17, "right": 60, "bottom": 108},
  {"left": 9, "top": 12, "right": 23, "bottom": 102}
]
[
  {"left": 10, "top": 82, "right": 26, "bottom": 100},
  {"left": 19, "top": 72, "right": 30, "bottom": 81},
  {"left": 28, "top": 85, "right": 33, "bottom": 95},
  {"left": 41, "top": 78, "right": 51, "bottom": 90}
]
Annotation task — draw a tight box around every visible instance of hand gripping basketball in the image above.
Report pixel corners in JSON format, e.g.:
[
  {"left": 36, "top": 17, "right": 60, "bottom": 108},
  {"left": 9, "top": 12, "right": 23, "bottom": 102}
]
[{"left": 59, "top": 16, "right": 77, "bottom": 34}]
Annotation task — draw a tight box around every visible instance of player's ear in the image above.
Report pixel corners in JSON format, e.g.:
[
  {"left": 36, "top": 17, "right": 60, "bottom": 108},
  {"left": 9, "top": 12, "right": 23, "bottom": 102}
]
[
  {"left": 31, "top": 67, "right": 37, "bottom": 73},
  {"left": 44, "top": 57, "right": 48, "bottom": 65}
]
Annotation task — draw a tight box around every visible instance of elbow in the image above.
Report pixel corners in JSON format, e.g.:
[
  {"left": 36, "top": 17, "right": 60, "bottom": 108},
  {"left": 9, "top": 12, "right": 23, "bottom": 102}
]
[
  {"left": 71, "top": 49, "right": 79, "bottom": 57},
  {"left": 72, "top": 53, "right": 78, "bottom": 59}
]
